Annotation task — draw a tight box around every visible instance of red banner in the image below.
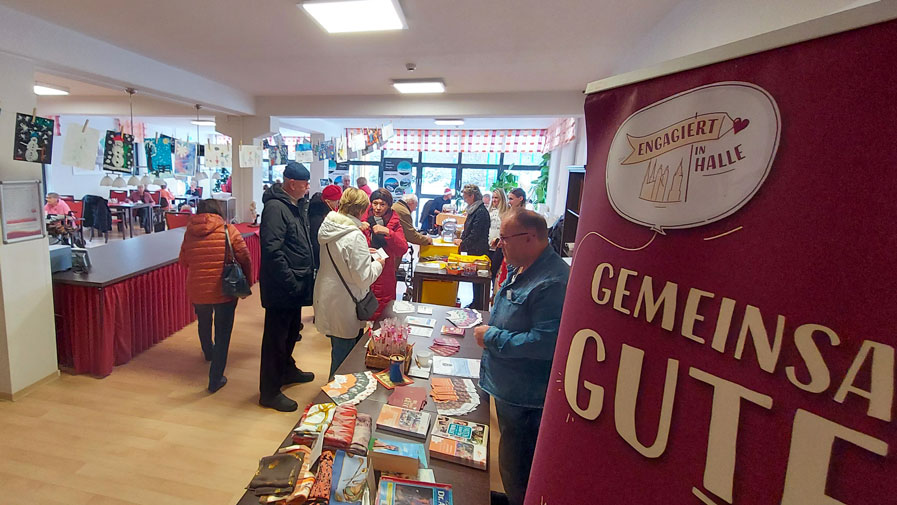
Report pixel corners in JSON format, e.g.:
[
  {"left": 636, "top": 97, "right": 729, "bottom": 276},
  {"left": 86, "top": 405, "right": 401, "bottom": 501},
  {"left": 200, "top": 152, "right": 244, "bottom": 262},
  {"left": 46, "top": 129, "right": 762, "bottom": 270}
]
[{"left": 528, "top": 20, "right": 897, "bottom": 505}]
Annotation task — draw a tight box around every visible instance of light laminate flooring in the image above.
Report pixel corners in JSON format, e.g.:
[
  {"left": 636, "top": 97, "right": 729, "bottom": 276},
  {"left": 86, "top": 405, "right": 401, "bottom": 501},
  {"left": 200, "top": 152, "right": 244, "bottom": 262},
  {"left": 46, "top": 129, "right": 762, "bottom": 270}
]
[{"left": 0, "top": 289, "right": 502, "bottom": 505}]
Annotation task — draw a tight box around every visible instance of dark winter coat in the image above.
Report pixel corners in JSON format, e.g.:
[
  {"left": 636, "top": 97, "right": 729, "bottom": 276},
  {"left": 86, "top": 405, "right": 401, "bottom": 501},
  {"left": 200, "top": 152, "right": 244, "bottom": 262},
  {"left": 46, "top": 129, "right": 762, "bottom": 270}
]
[
  {"left": 259, "top": 184, "right": 315, "bottom": 309},
  {"left": 459, "top": 200, "right": 490, "bottom": 256},
  {"left": 307, "top": 192, "right": 331, "bottom": 270}
]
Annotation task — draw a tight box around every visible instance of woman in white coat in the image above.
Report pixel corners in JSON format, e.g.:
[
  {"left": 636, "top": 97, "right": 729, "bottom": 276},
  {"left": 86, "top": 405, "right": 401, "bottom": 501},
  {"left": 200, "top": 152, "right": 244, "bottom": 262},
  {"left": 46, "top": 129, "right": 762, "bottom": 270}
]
[{"left": 314, "top": 187, "right": 385, "bottom": 379}]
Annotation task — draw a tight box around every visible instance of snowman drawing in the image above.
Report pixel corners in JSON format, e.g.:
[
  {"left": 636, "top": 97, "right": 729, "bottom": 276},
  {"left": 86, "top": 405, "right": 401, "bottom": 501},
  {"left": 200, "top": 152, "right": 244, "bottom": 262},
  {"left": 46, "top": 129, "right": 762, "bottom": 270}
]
[
  {"left": 111, "top": 140, "right": 125, "bottom": 168},
  {"left": 25, "top": 136, "right": 40, "bottom": 162}
]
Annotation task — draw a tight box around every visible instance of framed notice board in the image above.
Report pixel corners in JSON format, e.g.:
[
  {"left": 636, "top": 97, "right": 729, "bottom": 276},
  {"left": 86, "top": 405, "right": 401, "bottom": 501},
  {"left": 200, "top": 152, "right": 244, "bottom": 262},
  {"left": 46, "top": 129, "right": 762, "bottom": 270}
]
[{"left": 0, "top": 180, "right": 45, "bottom": 244}]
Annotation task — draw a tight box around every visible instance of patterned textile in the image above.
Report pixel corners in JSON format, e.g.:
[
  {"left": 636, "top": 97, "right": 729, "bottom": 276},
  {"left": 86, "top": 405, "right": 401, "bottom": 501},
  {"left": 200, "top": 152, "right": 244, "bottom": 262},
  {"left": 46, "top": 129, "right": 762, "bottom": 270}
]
[
  {"left": 307, "top": 451, "right": 334, "bottom": 504},
  {"left": 348, "top": 413, "right": 372, "bottom": 456},
  {"left": 323, "top": 404, "right": 357, "bottom": 451}
]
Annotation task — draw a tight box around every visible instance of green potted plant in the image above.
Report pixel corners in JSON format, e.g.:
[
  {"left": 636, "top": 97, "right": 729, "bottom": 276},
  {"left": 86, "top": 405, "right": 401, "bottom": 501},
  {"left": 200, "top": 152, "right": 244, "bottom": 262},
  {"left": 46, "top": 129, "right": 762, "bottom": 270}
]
[
  {"left": 490, "top": 168, "right": 519, "bottom": 193},
  {"left": 529, "top": 153, "right": 551, "bottom": 206}
]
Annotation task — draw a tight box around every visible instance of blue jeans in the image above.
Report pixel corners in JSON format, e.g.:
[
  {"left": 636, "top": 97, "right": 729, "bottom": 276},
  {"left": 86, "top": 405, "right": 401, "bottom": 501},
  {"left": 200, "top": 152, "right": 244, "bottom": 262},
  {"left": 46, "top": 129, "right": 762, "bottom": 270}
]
[
  {"left": 328, "top": 332, "right": 362, "bottom": 380},
  {"left": 494, "top": 399, "right": 543, "bottom": 505},
  {"left": 194, "top": 300, "right": 237, "bottom": 390}
]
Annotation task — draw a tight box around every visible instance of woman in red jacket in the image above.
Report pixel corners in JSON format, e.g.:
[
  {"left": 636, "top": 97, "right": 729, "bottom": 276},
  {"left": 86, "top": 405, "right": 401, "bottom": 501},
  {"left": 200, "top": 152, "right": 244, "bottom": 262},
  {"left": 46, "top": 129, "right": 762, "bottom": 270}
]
[
  {"left": 179, "top": 199, "right": 252, "bottom": 392},
  {"left": 361, "top": 189, "right": 407, "bottom": 320}
]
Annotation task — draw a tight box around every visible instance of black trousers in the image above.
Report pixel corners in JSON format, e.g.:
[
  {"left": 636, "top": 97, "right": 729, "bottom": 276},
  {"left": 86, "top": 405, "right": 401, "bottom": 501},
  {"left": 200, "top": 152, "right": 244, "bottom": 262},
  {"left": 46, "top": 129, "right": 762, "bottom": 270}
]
[
  {"left": 194, "top": 300, "right": 237, "bottom": 389},
  {"left": 495, "top": 400, "right": 543, "bottom": 505},
  {"left": 259, "top": 307, "right": 303, "bottom": 399}
]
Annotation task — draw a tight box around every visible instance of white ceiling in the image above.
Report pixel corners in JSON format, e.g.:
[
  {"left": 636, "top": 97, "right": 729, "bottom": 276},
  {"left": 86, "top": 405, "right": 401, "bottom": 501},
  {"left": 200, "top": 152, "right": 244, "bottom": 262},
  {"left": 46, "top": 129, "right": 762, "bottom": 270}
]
[{"left": 3, "top": 0, "right": 682, "bottom": 96}]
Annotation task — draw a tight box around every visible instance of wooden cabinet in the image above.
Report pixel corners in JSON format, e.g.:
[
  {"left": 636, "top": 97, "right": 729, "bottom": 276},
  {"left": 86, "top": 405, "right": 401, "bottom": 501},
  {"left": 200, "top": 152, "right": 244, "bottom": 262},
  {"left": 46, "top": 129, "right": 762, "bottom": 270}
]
[{"left": 562, "top": 166, "right": 585, "bottom": 257}]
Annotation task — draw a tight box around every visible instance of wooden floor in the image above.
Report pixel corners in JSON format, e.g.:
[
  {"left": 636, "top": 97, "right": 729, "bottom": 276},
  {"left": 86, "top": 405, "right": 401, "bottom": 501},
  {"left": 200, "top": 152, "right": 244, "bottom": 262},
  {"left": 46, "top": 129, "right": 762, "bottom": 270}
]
[{"left": 0, "top": 289, "right": 502, "bottom": 505}]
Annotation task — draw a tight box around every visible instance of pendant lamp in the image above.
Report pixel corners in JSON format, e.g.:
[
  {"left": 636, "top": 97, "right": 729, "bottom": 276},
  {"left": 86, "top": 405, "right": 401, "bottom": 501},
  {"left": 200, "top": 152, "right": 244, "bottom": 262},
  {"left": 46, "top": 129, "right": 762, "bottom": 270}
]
[
  {"left": 195, "top": 171, "right": 208, "bottom": 181},
  {"left": 100, "top": 174, "right": 114, "bottom": 186},
  {"left": 112, "top": 175, "right": 128, "bottom": 187},
  {"left": 153, "top": 175, "right": 166, "bottom": 186},
  {"left": 211, "top": 171, "right": 222, "bottom": 181},
  {"left": 127, "top": 175, "right": 140, "bottom": 186},
  {"left": 141, "top": 175, "right": 153, "bottom": 186}
]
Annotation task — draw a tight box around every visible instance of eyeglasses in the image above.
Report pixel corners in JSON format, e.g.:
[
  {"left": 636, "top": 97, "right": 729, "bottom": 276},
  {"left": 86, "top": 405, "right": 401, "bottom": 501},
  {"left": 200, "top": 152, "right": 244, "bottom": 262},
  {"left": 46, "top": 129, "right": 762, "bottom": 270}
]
[{"left": 498, "top": 232, "right": 529, "bottom": 244}]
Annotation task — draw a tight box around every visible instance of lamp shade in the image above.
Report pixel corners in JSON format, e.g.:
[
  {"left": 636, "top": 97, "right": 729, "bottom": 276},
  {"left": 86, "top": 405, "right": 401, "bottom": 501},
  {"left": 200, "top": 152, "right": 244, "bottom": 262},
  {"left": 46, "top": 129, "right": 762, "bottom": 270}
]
[
  {"left": 112, "top": 175, "right": 128, "bottom": 188},
  {"left": 152, "top": 176, "right": 165, "bottom": 186},
  {"left": 141, "top": 175, "right": 153, "bottom": 186},
  {"left": 127, "top": 175, "right": 140, "bottom": 186},
  {"left": 211, "top": 171, "right": 222, "bottom": 181},
  {"left": 195, "top": 171, "right": 208, "bottom": 181},
  {"left": 100, "top": 174, "right": 114, "bottom": 187}
]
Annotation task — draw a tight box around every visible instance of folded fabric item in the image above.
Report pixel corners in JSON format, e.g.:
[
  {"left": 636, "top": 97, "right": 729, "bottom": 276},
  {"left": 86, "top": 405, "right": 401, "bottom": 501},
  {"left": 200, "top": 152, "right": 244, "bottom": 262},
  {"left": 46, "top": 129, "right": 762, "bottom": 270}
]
[
  {"left": 323, "top": 404, "right": 357, "bottom": 451},
  {"left": 282, "top": 446, "right": 315, "bottom": 505},
  {"left": 293, "top": 403, "right": 337, "bottom": 442},
  {"left": 248, "top": 453, "right": 304, "bottom": 492},
  {"left": 348, "top": 413, "right": 372, "bottom": 456},
  {"left": 334, "top": 451, "right": 369, "bottom": 503},
  {"left": 307, "top": 450, "right": 335, "bottom": 504}
]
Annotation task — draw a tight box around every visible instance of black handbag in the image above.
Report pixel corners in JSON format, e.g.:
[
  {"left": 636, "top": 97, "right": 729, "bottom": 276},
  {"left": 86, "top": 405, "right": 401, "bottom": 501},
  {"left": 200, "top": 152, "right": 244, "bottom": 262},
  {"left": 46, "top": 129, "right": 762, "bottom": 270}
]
[
  {"left": 326, "top": 243, "right": 379, "bottom": 321},
  {"left": 222, "top": 224, "right": 252, "bottom": 298}
]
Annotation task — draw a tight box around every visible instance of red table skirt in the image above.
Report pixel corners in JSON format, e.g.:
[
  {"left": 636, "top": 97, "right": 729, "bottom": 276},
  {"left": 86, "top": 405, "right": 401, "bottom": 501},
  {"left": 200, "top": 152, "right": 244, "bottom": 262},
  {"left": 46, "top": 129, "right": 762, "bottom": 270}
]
[
  {"left": 243, "top": 232, "right": 260, "bottom": 285},
  {"left": 54, "top": 263, "right": 196, "bottom": 377}
]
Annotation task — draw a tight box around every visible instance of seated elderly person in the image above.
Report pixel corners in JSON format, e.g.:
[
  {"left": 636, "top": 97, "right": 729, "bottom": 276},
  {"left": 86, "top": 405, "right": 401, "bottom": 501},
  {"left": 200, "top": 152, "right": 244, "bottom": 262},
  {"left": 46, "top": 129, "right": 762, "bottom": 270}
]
[{"left": 44, "top": 193, "right": 71, "bottom": 216}]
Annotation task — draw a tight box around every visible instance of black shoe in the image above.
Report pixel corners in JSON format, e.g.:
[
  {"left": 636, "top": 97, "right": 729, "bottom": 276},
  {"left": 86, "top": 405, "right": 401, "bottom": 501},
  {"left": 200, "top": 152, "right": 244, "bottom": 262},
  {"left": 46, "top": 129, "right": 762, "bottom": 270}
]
[
  {"left": 259, "top": 393, "right": 298, "bottom": 412},
  {"left": 490, "top": 492, "right": 510, "bottom": 505},
  {"left": 282, "top": 369, "right": 315, "bottom": 386},
  {"left": 208, "top": 376, "right": 227, "bottom": 393}
]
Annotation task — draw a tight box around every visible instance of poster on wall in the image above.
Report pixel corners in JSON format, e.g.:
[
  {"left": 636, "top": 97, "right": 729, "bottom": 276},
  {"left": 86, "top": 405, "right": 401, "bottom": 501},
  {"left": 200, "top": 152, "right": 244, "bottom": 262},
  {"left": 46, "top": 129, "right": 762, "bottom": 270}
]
[
  {"left": 61, "top": 125, "right": 101, "bottom": 171},
  {"left": 0, "top": 181, "right": 44, "bottom": 244},
  {"left": 101, "top": 130, "right": 135, "bottom": 173},
  {"left": 173, "top": 140, "right": 197, "bottom": 177},
  {"left": 144, "top": 135, "right": 173, "bottom": 173},
  {"left": 205, "top": 143, "right": 232, "bottom": 169},
  {"left": 13, "top": 113, "right": 55, "bottom": 164},
  {"left": 295, "top": 141, "right": 313, "bottom": 163},
  {"left": 336, "top": 137, "right": 348, "bottom": 162},
  {"left": 526, "top": 20, "right": 897, "bottom": 505},
  {"left": 265, "top": 140, "right": 289, "bottom": 166},
  {"left": 239, "top": 145, "right": 262, "bottom": 168},
  {"left": 382, "top": 158, "right": 414, "bottom": 199}
]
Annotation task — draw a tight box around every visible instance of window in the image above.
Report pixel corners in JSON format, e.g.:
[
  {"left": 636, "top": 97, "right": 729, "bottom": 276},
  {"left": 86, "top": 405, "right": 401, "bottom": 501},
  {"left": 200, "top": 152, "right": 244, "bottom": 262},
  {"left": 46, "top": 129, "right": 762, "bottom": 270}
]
[
  {"left": 461, "top": 168, "right": 498, "bottom": 194},
  {"left": 350, "top": 164, "right": 380, "bottom": 190},
  {"left": 383, "top": 150, "right": 420, "bottom": 160},
  {"left": 422, "top": 151, "right": 459, "bottom": 163},
  {"left": 420, "top": 166, "right": 456, "bottom": 195},
  {"left": 503, "top": 152, "right": 542, "bottom": 166},
  {"left": 359, "top": 150, "right": 382, "bottom": 162},
  {"left": 462, "top": 152, "right": 501, "bottom": 164},
  {"left": 507, "top": 169, "right": 541, "bottom": 198}
]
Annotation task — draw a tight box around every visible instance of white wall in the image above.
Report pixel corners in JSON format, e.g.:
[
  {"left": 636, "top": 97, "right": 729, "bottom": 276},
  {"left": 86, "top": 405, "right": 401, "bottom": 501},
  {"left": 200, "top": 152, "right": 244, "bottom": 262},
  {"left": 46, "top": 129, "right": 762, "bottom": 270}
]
[
  {"left": 0, "top": 52, "right": 59, "bottom": 397},
  {"left": 613, "top": 0, "right": 877, "bottom": 75}
]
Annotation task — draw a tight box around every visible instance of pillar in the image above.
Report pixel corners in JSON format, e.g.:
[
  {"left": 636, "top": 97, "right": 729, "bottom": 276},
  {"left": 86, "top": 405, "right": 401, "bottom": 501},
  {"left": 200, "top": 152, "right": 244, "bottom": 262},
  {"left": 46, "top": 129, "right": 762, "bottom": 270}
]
[
  {"left": 214, "top": 115, "right": 276, "bottom": 222},
  {"left": 0, "top": 53, "right": 59, "bottom": 399}
]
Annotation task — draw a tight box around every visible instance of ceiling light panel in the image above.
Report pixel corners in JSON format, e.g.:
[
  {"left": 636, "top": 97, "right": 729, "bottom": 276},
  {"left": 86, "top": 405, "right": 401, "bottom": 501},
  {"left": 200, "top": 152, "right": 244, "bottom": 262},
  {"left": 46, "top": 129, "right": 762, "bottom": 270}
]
[
  {"left": 392, "top": 79, "right": 446, "bottom": 94},
  {"left": 434, "top": 119, "right": 464, "bottom": 126},
  {"left": 33, "top": 83, "right": 70, "bottom": 96},
  {"left": 301, "top": 0, "right": 407, "bottom": 34}
]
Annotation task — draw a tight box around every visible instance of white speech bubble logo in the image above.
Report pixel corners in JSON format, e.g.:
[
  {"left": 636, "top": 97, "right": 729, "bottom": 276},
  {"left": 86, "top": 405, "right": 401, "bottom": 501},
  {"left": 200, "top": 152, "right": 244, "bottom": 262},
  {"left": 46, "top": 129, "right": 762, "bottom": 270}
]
[{"left": 606, "top": 81, "right": 780, "bottom": 232}]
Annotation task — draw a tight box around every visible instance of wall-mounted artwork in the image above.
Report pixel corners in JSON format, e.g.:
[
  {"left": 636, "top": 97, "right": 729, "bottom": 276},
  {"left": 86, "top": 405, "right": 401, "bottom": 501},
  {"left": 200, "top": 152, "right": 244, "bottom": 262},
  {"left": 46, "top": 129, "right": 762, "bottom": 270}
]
[
  {"left": 239, "top": 145, "right": 261, "bottom": 168},
  {"left": 173, "top": 140, "right": 197, "bottom": 176},
  {"left": 102, "top": 130, "right": 135, "bottom": 173},
  {"left": 61, "top": 125, "right": 101, "bottom": 171},
  {"left": 295, "top": 141, "right": 313, "bottom": 163},
  {"left": 13, "top": 113, "right": 55, "bottom": 163},
  {"left": 205, "top": 143, "right": 232, "bottom": 169},
  {"left": 267, "top": 143, "right": 288, "bottom": 166},
  {"left": 144, "top": 135, "right": 173, "bottom": 172}
]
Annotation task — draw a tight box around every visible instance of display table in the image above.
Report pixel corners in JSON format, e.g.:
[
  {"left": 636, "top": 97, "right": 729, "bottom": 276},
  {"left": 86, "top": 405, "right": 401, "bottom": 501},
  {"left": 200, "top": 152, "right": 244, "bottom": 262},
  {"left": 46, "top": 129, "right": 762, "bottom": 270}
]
[
  {"left": 412, "top": 270, "right": 491, "bottom": 311},
  {"left": 236, "top": 302, "right": 492, "bottom": 505},
  {"left": 233, "top": 223, "right": 261, "bottom": 285}
]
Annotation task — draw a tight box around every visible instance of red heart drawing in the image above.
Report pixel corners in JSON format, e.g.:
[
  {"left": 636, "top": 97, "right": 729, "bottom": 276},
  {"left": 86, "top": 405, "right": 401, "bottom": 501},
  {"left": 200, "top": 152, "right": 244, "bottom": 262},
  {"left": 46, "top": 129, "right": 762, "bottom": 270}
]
[{"left": 733, "top": 117, "right": 750, "bottom": 134}]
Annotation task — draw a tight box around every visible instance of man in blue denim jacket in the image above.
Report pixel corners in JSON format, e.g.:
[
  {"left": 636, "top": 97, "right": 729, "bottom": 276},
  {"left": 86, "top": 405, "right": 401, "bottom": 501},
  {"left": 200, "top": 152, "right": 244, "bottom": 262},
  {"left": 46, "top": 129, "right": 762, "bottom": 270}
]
[{"left": 474, "top": 209, "right": 569, "bottom": 505}]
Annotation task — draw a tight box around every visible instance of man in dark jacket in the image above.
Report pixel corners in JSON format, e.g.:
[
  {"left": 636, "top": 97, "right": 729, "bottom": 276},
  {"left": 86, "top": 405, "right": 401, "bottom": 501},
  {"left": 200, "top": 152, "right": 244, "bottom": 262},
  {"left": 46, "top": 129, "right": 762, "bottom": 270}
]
[
  {"left": 259, "top": 162, "right": 315, "bottom": 412},
  {"left": 307, "top": 184, "right": 342, "bottom": 270}
]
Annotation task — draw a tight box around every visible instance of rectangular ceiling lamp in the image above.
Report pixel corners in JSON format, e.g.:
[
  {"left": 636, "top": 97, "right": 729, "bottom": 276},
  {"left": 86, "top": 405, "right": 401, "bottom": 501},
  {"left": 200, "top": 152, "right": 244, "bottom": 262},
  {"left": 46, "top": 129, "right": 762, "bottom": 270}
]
[
  {"left": 392, "top": 79, "right": 445, "bottom": 94},
  {"left": 33, "top": 83, "right": 70, "bottom": 96},
  {"left": 301, "top": 0, "right": 407, "bottom": 34},
  {"left": 434, "top": 119, "right": 464, "bottom": 126}
]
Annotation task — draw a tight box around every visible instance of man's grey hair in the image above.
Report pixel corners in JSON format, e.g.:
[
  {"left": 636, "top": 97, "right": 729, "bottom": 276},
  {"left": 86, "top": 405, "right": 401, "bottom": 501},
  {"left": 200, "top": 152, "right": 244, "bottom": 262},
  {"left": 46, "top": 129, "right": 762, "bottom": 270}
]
[{"left": 401, "top": 193, "right": 418, "bottom": 204}]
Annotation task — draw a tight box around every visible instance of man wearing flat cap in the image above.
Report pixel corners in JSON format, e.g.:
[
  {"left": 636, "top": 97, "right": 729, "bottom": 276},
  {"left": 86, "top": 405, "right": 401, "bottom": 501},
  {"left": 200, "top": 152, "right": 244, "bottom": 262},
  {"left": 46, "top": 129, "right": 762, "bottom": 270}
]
[{"left": 258, "top": 162, "right": 316, "bottom": 412}]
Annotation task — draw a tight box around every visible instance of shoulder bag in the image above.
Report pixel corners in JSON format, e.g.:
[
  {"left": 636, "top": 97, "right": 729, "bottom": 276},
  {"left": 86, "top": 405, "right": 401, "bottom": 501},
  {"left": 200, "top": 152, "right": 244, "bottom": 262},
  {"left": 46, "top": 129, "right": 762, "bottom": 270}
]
[
  {"left": 326, "top": 242, "right": 379, "bottom": 321},
  {"left": 222, "top": 224, "right": 252, "bottom": 298}
]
